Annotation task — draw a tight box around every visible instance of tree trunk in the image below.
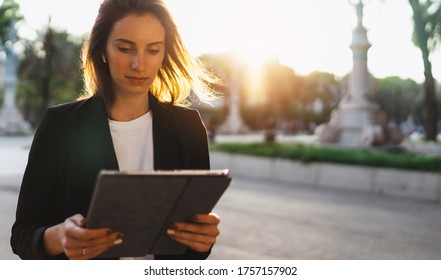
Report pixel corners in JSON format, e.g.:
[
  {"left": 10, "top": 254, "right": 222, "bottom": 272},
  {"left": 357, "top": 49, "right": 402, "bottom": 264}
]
[
  {"left": 40, "top": 27, "right": 53, "bottom": 119},
  {"left": 423, "top": 57, "right": 438, "bottom": 141},
  {"left": 409, "top": 0, "right": 439, "bottom": 141}
]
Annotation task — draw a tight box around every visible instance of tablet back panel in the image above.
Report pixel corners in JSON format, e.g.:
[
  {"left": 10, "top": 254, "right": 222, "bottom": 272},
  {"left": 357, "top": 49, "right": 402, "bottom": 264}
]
[
  {"left": 150, "top": 176, "right": 231, "bottom": 255},
  {"left": 87, "top": 175, "right": 187, "bottom": 257}
]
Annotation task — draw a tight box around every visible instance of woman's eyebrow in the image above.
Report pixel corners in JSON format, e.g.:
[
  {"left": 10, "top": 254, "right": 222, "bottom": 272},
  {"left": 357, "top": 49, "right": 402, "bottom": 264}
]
[
  {"left": 147, "top": 41, "right": 165, "bottom": 47},
  {"left": 113, "top": 38, "right": 164, "bottom": 46},
  {"left": 113, "top": 38, "right": 136, "bottom": 45}
]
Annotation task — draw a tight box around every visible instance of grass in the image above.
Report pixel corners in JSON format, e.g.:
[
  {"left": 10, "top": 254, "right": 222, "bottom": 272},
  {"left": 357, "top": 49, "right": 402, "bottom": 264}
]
[{"left": 210, "top": 142, "right": 441, "bottom": 173}]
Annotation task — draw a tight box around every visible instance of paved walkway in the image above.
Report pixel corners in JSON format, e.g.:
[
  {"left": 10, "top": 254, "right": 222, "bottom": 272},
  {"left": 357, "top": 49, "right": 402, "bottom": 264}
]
[
  {"left": 0, "top": 136, "right": 32, "bottom": 260},
  {"left": 0, "top": 136, "right": 32, "bottom": 190}
]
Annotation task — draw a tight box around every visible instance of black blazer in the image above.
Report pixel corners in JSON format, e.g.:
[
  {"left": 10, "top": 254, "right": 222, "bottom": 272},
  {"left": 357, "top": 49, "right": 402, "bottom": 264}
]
[{"left": 11, "top": 94, "right": 210, "bottom": 260}]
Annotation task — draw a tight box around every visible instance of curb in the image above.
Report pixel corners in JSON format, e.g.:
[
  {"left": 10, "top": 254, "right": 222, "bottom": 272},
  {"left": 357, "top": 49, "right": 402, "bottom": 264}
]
[{"left": 210, "top": 152, "right": 441, "bottom": 204}]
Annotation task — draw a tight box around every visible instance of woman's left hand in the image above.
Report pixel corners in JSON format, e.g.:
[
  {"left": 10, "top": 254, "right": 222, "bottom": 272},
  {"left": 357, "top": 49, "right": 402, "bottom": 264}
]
[{"left": 167, "top": 213, "right": 220, "bottom": 252}]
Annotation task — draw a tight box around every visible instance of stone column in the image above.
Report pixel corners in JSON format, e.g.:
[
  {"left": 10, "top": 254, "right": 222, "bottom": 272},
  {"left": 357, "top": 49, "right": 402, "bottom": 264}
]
[
  {"left": 344, "top": 0, "right": 374, "bottom": 106},
  {"left": 0, "top": 23, "right": 31, "bottom": 135},
  {"left": 217, "top": 58, "right": 250, "bottom": 134}
]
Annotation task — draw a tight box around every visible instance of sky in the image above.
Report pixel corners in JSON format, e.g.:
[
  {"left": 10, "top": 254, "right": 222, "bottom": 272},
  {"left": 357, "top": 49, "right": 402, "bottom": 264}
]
[{"left": 10, "top": 0, "right": 441, "bottom": 83}]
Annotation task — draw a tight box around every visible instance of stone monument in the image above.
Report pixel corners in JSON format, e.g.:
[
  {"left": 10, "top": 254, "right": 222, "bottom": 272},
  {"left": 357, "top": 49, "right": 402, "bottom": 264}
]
[
  {"left": 315, "top": 0, "right": 400, "bottom": 147},
  {"left": 0, "top": 20, "right": 30, "bottom": 134},
  {"left": 217, "top": 58, "right": 250, "bottom": 134}
]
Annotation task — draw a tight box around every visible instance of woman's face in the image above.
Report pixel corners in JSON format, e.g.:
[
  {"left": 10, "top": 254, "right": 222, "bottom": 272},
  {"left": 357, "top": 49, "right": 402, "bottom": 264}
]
[{"left": 105, "top": 13, "right": 165, "bottom": 99}]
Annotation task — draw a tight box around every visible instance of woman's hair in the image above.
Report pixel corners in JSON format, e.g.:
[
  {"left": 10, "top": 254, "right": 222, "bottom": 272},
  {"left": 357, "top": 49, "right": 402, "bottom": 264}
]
[{"left": 80, "top": 0, "right": 218, "bottom": 106}]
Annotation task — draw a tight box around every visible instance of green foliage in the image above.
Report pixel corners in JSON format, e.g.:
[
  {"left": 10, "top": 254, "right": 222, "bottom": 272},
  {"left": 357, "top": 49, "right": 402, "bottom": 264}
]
[
  {"left": 409, "top": 0, "right": 441, "bottom": 51},
  {"left": 17, "top": 28, "right": 85, "bottom": 127},
  {"left": 0, "top": 0, "right": 23, "bottom": 44},
  {"left": 375, "top": 76, "right": 423, "bottom": 125},
  {"left": 200, "top": 53, "right": 344, "bottom": 132},
  {"left": 201, "top": 52, "right": 433, "bottom": 137},
  {"left": 210, "top": 142, "right": 441, "bottom": 172}
]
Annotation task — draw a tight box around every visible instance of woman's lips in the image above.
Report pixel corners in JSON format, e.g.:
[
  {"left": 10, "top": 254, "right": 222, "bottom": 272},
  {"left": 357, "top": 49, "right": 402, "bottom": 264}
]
[{"left": 126, "top": 76, "right": 148, "bottom": 84}]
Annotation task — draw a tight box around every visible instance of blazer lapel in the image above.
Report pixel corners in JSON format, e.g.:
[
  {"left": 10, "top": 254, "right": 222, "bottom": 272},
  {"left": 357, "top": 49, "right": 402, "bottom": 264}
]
[
  {"left": 150, "top": 94, "right": 180, "bottom": 170},
  {"left": 84, "top": 95, "right": 119, "bottom": 170}
]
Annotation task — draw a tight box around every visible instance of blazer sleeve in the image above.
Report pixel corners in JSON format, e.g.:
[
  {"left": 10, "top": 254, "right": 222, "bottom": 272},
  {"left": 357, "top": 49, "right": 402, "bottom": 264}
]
[
  {"left": 155, "top": 109, "right": 211, "bottom": 260},
  {"left": 10, "top": 108, "right": 64, "bottom": 259}
]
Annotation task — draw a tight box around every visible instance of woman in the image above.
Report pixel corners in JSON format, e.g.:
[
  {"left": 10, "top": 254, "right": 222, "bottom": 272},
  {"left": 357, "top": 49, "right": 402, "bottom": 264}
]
[{"left": 11, "top": 0, "right": 220, "bottom": 260}]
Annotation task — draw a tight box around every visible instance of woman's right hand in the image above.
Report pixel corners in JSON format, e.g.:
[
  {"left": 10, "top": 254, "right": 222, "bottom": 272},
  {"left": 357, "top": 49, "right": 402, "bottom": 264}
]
[{"left": 44, "top": 214, "right": 123, "bottom": 259}]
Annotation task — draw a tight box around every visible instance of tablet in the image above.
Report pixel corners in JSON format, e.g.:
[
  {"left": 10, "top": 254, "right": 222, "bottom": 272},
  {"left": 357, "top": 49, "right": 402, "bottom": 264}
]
[{"left": 86, "top": 169, "right": 231, "bottom": 258}]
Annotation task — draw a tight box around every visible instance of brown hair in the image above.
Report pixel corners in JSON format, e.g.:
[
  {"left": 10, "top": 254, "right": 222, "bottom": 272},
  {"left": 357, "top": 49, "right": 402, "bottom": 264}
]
[{"left": 80, "top": 0, "right": 218, "bottom": 106}]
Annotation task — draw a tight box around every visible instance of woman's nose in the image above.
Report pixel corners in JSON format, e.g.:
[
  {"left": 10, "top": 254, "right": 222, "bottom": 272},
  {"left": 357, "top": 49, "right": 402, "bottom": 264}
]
[{"left": 131, "top": 53, "right": 146, "bottom": 71}]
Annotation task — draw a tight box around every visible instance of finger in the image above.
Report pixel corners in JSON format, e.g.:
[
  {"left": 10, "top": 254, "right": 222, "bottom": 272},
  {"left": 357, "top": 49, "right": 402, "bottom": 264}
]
[
  {"left": 65, "top": 214, "right": 118, "bottom": 241},
  {"left": 193, "top": 213, "right": 220, "bottom": 225},
  {"left": 65, "top": 219, "right": 113, "bottom": 241},
  {"left": 172, "top": 222, "right": 220, "bottom": 237},
  {"left": 170, "top": 236, "right": 212, "bottom": 253},
  {"left": 69, "top": 214, "right": 86, "bottom": 227},
  {"left": 167, "top": 228, "right": 217, "bottom": 246},
  {"left": 67, "top": 237, "right": 123, "bottom": 260},
  {"left": 67, "top": 246, "right": 91, "bottom": 260},
  {"left": 64, "top": 232, "right": 123, "bottom": 251},
  {"left": 81, "top": 238, "right": 123, "bottom": 260}
]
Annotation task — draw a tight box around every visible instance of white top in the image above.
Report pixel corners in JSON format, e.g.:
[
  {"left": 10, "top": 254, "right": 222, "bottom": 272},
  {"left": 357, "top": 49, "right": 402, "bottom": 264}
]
[
  {"left": 108, "top": 111, "right": 154, "bottom": 172},
  {"left": 108, "top": 111, "right": 154, "bottom": 260}
]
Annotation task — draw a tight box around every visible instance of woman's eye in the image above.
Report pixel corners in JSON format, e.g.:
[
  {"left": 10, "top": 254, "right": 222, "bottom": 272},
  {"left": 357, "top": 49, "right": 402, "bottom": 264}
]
[
  {"left": 118, "top": 47, "right": 131, "bottom": 53},
  {"left": 147, "top": 49, "right": 160, "bottom": 55}
]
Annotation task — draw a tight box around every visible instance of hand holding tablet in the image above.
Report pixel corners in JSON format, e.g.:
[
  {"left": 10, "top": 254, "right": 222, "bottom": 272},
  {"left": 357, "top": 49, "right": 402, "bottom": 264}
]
[{"left": 86, "top": 170, "right": 231, "bottom": 258}]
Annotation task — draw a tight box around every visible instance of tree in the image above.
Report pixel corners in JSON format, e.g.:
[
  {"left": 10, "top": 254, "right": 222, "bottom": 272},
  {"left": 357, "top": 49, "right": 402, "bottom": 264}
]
[
  {"left": 18, "top": 28, "right": 84, "bottom": 126},
  {"left": 376, "top": 76, "right": 421, "bottom": 127},
  {"left": 408, "top": 0, "right": 441, "bottom": 141},
  {"left": 0, "top": 0, "right": 23, "bottom": 45},
  {"left": 303, "top": 72, "right": 341, "bottom": 125}
]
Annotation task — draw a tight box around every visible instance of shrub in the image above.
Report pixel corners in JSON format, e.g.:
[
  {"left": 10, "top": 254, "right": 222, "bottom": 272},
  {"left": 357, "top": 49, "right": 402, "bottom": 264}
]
[{"left": 209, "top": 143, "right": 441, "bottom": 172}]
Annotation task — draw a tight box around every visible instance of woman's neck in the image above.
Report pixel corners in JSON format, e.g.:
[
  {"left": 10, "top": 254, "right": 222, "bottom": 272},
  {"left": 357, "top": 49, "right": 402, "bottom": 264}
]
[{"left": 108, "top": 93, "right": 150, "bottom": 122}]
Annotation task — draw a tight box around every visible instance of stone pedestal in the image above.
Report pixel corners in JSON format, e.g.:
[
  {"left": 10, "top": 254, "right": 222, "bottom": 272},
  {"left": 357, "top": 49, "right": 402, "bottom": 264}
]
[
  {"left": 0, "top": 107, "right": 30, "bottom": 134},
  {"left": 0, "top": 75, "right": 30, "bottom": 134},
  {"left": 329, "top": 103, "right": 386, "bottom": 146}
]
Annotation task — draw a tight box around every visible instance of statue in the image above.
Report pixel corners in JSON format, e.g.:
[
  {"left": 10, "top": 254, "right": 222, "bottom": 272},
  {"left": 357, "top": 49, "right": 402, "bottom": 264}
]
[
  {"left": 217, "top": 56, "right": 250, "bottom": 134},
  {"left": 0, "top": 18, "right": 30, "bottom": 134},
  {"left": 315, "top": 0, "right": 403, "bottom": 147}
]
